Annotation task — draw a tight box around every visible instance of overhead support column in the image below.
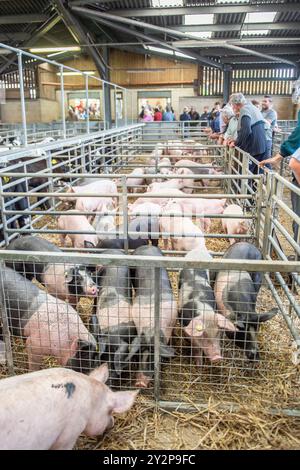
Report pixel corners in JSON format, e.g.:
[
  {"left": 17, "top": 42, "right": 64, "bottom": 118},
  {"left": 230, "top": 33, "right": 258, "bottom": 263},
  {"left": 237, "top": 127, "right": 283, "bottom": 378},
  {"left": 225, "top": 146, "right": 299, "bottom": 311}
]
[
  {"left": 223, "top": 67, "right": 232, "bottom": 103},
  {"left": 54, "top": 0, "right": 112, "bottom": 129},
  {"left": 102, "top": 47, "right": 112, "bottom": 129}
]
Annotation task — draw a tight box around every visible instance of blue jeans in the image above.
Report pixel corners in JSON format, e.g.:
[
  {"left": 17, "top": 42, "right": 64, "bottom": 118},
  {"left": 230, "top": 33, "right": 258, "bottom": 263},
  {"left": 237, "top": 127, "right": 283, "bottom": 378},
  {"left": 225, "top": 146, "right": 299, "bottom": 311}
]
[
  {"left": 249, "top": 151, "right": 268, "bottom": 175},
  {"left": 266, "top": 140, "right": 272, "bottom": 158},
  {"left": 291, "top": 177, "right": 300, "bottom": 244}
]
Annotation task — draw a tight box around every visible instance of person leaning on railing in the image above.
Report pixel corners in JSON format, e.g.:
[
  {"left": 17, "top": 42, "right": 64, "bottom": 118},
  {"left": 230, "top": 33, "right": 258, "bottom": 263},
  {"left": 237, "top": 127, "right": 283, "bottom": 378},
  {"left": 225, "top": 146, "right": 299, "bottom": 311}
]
[
  {"left": 259, "top": 109, "right": 300, "bottom": 245},
  {"left": 229, "top": 93, "right": 267, "bottom": 174}
]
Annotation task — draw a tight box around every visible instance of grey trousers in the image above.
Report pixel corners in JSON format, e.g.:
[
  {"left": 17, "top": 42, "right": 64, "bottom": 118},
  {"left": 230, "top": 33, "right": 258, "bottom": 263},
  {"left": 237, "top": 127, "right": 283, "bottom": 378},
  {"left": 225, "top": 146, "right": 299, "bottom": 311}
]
[{"left": 291, "top": 177, "right": 300, "bottom": 243}]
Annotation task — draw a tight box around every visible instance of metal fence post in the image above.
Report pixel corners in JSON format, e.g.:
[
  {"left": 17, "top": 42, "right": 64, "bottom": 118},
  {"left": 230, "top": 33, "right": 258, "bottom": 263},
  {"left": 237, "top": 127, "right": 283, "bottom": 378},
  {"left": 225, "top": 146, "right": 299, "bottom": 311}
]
[
  {"left": 262, "top": 171, "right": 275, "bottom": 258},
  {"left": 0, "top": 178, "right": 9, "bottom": 247},
  {"left": 121, "top": 176, "right": 128, "bottom": 253},
  {"left": 241, "top": 150, "right": 249, "bottom": 195},
  {"left": 0, "top": 260, "right": 15, "bottom": 375},
  {"left": 255, "top": 175, "right": 264, "bottom": 248},
  {"left": 85, "top": 74, "right": 90, "bottom": 135},
  {"left": 81, "top": 143, "right": 85, "bottom": 173},
  {"left": 18, "top": 52, "right": 27, "bottom": 146},
  {"left": 59, "top": 65, "right": 66, "bottom": 140},
  {"left": 154, "top": 267, "right": 161, "bottom": 402},
  {"left": 47, "top": 154, "right": 55, "bottom": 211},
  {"left": 114, "top": 86, "right": 118, "bottom": 129},
  {"left": 124, "top": 88, "right": 128, "bottom": 127},
  {"left": 103, "top": 83, "right": 107, "bottom": 131}
]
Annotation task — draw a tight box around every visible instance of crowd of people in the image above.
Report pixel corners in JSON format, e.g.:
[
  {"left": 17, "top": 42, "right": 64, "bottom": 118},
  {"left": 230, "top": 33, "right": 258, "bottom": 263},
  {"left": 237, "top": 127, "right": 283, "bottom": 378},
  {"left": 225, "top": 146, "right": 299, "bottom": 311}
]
[
  {"left": 139, "top": 102, "right": 176, "bottom": 122},
  {"left": 138, "top": 93, "right": 300, "bottom": 251}
]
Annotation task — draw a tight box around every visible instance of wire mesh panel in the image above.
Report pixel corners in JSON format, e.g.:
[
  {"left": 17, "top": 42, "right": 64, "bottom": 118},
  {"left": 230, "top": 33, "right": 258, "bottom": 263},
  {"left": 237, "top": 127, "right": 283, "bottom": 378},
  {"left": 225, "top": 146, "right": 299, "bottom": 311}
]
[{"left": 0, "top": 252, "right": 299, "bottom": 414}]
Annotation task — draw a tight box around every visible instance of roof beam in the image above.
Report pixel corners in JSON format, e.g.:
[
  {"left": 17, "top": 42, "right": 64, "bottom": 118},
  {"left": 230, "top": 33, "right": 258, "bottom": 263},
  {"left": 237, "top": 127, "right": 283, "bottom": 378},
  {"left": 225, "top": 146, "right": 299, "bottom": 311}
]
[
  {"left": 222, "top": 55, "right": 299, "bottom": 64},
  {"left": 173, "top": 22, "right": 300, "bottom": 33},
  {"left": 25, "top": 14, "right": 62, "bottom": 47},
  {"left": 174, "top": 38, "right": 300, "bottom": 48},
  {"left": 71, "top": 8, "right": 222, "bottom": 68},
  {"left": 0, "top": 14, "right": 48, "bottom": 25},
  {"left": 54, "top": 0, "right": 108, "bottom": 78},
  {"left": 71, "top": 5, "right": 297, "bottom": 66},
  {"left": 205, "top": 46, "right": 300, "bottom": 57},
  {"left": 0, "top": 33, "right": 31, "bottom": 42},
  {"left": 105, "top": 3, "right": 300, "bottom": 17}
]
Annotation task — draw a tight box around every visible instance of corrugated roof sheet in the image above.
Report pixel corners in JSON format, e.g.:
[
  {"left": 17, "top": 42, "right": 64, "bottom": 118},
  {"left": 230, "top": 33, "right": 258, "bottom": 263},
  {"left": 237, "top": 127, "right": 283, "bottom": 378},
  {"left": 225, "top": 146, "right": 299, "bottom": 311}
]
[{"left": 0, "top": 0, "right": 299, "bottom": 68}]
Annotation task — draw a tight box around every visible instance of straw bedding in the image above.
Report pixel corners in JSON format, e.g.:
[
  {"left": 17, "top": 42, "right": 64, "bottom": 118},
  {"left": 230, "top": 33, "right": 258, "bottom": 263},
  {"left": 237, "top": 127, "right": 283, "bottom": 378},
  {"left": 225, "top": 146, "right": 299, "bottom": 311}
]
[{"left": 0, "top": 155, "right": 299, "bottom": 450}]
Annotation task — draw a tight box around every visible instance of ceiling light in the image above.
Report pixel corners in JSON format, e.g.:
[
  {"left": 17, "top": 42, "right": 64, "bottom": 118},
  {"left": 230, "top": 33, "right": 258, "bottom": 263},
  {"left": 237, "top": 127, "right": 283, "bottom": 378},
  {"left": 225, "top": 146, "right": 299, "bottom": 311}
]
[
  {"left": 216, "top": 0, "right": 249, "bottom": 3},
  {"left": 242, "top": 30, "right": 269, "bottom": 36},
  {"left": 47, "top": 51, "right": 66, "bottom": 58},
  {"left": 184, "top": 14, "right": 214, "bottom": 25},
  {"left": 175, "top": 51, "right": 196, "bottom": 60},
  {"left": 152, "top": 0, "right": 183, "bottom": 6},
  {"left": 185, "top": 31, "right": 212, "bottom": 39},
  {"left": 56, "top": 71, "right": 95, "bottom": 76},
  {"left": 145, "top": 45, "right": 174, "bottom": 55},
  {"left": 244, "top": 12, "right": 277, "bottom": 23},
  {"left": 29, "top": 46, "right": 81, "bottom": 53}
]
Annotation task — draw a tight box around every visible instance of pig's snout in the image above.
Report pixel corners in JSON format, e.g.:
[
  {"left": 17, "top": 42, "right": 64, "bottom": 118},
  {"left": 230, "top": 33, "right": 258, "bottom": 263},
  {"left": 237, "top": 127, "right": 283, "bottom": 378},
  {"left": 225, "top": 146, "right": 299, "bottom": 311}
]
[
  {"left": 210, "top": 354, "right": 223, "bottom": 363},
  {"left": 87, "top": 285, "right": 98, "bottom": 296},
  {"left": 247, "top": 350, "right": 260, "bottom": 362},
  {"left": 135, "top": 372, "right": 151, "bottom": 389}
]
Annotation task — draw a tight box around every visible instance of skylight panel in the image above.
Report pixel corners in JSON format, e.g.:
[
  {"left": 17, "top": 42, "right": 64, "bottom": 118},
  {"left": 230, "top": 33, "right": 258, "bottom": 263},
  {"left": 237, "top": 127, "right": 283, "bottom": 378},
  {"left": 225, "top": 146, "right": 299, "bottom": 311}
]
[
  {"left": 244, "top": 12, "right": 277, "bottom": 23},
  {"left": 185, "top": 31, "right": 212, "bottom": 39},
  {"left": 152, "top": 0, "right": 183, "bottom": 6},
  {"left": 242, "top": 30, "right": 269, "bottom": 36},
  {"left": 184, "top": 14, "right": 214, "bottom": 25}
]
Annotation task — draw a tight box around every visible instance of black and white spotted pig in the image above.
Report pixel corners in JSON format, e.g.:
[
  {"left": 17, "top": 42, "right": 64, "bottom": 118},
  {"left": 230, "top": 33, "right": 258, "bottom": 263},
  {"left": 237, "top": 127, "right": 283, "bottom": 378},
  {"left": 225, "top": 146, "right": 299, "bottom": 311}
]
[
  {"left": 89, "top": 249, "right": 140, "bottom": 384},
  {"left": 214, "top": 242, "right": 277, "bottom": 361},
  {"left": 179, "top": 249, "right": 237, "bottom": 364},
  {"left": 6, "top": 236, "right": 97, "bottom": 306},
  {"left": 1, "top": 266, "right": 98, "bottom": 373},
  {"left": 130, "top": 245, "right": 177, "bottom": 388}
]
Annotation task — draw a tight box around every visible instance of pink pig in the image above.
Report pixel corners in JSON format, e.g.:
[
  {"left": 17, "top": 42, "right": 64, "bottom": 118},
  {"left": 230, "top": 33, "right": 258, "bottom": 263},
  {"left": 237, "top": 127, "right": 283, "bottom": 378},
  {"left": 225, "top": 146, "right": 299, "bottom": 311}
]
[
  {"left": 57, "top": 210, "right": 98, "bottom": 249},
  {"left": 0, "top": 364, "right": 137, "bottom": 450},
  {"left": 160, "top": 200, "right": 207, "bottom": 252},
  {"left": 178, "top": 249, "right": 237, "bottom": 363},
  {"left": 222, "top": 204, "right": 249, "bottom": 245}
]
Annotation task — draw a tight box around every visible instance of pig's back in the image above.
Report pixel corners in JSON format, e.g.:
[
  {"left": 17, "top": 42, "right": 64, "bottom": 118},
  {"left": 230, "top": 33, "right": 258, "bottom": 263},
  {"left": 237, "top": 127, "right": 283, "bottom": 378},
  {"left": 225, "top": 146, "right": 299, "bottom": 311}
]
[
  {"left": 0, "top": 368, "right": 92, "bottom": 450},
  {"left": 7, "top": 235, "right": 61, "bottom": 253},
  {"left": 2, "top": 267, "right": 47, "bottom": 333}
]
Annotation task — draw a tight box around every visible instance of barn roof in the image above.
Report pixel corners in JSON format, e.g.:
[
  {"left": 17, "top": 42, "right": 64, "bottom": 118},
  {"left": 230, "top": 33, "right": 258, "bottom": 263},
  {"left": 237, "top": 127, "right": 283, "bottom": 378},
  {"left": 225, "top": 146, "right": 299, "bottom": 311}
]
[{"left": 0, "top": 0, "right": 299, "bottom": 73}]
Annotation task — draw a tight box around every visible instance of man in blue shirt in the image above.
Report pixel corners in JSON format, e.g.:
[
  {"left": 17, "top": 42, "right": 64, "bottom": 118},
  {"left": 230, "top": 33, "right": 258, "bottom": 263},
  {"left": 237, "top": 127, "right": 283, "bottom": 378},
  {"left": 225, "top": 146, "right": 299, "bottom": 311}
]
[
  {"left": 230, "top": 93, "right": 267, "bottom": 174},
  {"left": 261, "top": 95, "right": 278, "bottom": 158}
]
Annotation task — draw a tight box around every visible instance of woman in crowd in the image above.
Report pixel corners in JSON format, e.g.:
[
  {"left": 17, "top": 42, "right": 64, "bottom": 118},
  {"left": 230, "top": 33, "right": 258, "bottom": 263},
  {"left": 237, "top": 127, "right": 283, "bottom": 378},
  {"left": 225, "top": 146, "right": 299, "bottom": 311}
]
[
  {"left": 142, "top": 109, "right": 154, "bottom": 122},
  {"left": 153, "top": 107, "right": 163, "bottom": 121},
  {"left": 162, "top": 106, "right": 175, "bottom": 122},
  {"left": 218, "top": 107, "right": 238, "bottom": 145}
]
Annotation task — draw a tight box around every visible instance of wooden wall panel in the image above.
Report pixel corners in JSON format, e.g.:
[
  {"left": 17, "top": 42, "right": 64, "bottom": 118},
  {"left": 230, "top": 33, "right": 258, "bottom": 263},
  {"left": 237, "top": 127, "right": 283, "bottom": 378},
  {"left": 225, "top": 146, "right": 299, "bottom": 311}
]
[{"left": 58, "top": 51, "right": 197, "bottom": 87}]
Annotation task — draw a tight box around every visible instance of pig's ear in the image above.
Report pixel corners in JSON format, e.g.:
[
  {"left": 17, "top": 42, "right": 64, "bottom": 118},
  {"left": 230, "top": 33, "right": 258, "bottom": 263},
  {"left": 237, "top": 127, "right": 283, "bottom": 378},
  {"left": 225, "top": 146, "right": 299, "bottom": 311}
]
[
  {"left": 126, "top": 336, "right": 142, "bottom": 362},
  {"left": 114, "top": 342, "right": 130, "bottom": 376},
  {"left": 64, "top": 268, "right": 73, "bottom": 284},
  {"left": 216, "top": 314, "right": 238, "bottom": 332},
  {"left": 89, "top": 363, "right": 109, "bottom": 383},
  {"left": 258, "top": 308, "right": 278, "bottom": 323},
  {"left": 84, "top": 241, "right": 96, "bottom": 249},
  {"left": 112, "top": 390, "right": 139, "bottom": 414},
  {"left": 184, "top": 319, "right": 204, "bottom": 337},
  {"left": 160, "top": 343, "right": 175, "bottom": 358}
]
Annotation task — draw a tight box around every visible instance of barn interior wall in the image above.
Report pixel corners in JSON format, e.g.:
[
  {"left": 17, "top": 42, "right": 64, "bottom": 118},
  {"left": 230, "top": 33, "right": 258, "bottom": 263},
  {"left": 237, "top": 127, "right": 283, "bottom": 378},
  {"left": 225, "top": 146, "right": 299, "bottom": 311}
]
[{"left": 0, "top": 50, "right": 296, "bottom": 123}]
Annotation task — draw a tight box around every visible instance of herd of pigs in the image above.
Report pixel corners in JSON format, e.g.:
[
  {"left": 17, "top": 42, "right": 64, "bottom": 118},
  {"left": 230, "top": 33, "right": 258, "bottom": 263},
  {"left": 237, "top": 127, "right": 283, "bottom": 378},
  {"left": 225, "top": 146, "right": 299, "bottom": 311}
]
[{"left": 0, "top": 139, "right": 278, "bottom": 449}]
